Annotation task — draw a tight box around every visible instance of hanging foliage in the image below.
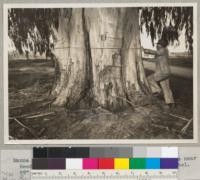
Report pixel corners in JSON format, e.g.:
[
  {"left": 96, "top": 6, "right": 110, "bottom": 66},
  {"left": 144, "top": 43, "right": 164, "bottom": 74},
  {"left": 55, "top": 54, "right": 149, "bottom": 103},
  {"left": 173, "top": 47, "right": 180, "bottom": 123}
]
[
  {"left": 140, "top": 7, "right": 193, "bottom": 53},
  {"left": 8, "top": 7, "right": 194, "bottom": 54}
]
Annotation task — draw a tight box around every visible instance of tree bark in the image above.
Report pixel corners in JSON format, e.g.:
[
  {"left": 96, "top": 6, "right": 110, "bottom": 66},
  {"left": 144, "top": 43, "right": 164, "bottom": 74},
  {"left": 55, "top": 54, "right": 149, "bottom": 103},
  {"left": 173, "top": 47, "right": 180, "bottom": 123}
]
[
  {"left": 84, "top": 8, "right": 127, "bottom": 110},
  {"left": 121, "top": 8, "right": 150, "bottom": 102},
  {"left": 51, "top": 8, "right": 150, "bottom": 110}
]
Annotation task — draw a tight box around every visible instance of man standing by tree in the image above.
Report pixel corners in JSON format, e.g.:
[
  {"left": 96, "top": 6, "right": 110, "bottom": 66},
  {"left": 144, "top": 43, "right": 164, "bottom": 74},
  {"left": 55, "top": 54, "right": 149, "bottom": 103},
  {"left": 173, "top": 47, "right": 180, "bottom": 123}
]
[
  {"left": 8, "top": 7, "right": 193, "bottom": 110},
  {"left": 143, "top": 39, "right": 175, "bottom": 108}
]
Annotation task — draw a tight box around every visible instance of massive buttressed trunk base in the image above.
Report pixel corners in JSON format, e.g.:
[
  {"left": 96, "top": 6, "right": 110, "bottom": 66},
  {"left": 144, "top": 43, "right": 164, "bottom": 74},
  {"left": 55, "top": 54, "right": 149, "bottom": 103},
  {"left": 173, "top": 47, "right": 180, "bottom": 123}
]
[{"left": 51, "top": 8, "right": 150, "bottom": 111}]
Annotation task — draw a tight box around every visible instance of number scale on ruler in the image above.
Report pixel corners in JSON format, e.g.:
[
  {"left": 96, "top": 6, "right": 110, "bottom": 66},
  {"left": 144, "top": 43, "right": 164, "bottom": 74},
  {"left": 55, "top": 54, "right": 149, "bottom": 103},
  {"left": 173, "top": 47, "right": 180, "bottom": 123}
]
[{"left": 31, "top": 170, "right": 178, "bottom": 180}]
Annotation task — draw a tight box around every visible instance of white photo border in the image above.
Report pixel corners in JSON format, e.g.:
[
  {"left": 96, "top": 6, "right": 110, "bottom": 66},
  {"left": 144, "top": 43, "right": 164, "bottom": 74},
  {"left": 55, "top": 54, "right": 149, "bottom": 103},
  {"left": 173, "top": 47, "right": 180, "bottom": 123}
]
[{"left": 3, "top": 2, "right": 198, "bottom": 144}]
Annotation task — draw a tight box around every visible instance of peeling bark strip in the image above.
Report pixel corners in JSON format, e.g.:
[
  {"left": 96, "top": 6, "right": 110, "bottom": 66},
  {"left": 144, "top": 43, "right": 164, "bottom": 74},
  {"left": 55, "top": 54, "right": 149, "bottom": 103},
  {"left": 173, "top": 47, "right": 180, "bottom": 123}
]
[{"left": 51, "top": 8, "right": 149, "bottom": 110}]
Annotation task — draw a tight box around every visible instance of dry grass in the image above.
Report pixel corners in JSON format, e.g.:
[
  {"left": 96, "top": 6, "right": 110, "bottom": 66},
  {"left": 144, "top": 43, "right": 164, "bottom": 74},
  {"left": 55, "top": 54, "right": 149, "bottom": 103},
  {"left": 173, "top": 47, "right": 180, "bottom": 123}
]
[{"left": 8, "top": 59, "right": 193, "bottom": 140}]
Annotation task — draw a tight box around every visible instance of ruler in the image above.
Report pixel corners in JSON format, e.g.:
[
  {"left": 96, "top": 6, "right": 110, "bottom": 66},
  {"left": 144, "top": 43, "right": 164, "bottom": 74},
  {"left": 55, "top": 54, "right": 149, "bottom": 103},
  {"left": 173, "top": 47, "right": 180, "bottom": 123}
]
[{"left": 31, "top": 170, "right": 178, "bottom": 180}]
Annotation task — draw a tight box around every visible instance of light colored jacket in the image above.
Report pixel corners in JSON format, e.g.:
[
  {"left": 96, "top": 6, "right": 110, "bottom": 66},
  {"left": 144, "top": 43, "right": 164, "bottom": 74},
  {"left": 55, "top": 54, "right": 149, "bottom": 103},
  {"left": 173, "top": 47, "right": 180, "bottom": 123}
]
[{"left": 155, "top": 47, "right": 171, "bottom": 75}]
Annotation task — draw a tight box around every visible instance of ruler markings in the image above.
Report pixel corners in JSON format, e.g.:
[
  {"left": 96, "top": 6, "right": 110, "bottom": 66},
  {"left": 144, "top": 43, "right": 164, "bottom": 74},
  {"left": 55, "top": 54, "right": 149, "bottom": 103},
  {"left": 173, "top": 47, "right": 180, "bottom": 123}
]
[{"left": 31, "top": 170, "right": 178, "bottom": 180}]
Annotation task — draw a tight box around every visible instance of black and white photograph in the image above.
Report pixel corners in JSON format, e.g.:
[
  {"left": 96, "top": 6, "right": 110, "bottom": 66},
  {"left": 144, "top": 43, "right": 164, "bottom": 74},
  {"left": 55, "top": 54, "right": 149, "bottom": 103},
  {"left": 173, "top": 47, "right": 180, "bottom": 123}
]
[{"left": 4, "top": 3, "right": 197, "bottom": 143}]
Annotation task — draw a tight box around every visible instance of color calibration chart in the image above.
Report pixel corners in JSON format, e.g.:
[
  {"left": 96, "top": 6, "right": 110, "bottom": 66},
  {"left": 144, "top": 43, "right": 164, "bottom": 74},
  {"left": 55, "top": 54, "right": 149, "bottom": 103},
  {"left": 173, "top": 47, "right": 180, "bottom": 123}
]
[{"left": 31, "top": 147, "right": 178, "bottom": 180}]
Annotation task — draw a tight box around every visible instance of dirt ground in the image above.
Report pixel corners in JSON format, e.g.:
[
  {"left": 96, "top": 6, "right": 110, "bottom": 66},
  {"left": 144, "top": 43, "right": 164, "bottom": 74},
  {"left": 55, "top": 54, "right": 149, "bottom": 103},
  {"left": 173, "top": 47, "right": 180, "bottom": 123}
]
[{"left": 8, "top": 59, "right": 193, "bottom": 140}]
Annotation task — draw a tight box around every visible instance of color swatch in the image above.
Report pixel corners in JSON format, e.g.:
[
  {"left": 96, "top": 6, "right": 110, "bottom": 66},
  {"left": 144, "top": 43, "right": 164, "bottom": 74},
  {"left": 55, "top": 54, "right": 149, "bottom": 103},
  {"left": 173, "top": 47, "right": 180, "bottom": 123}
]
[
  {"left": 146, "top": 158, "right": 160, "bottom": 169},
  {"left": 98, "top": 158, "right": 114, "bottom": 169},
  {"left": 83, "top": 158, "right": 99, "bottom": 169},
  {"left": 114, "top": 158, "right": 129, "bottom": 169},
  {"left": 32, "top": 147, "right": 179, "bottom": 170},
  {"left": 130, "top": 158, "right": 146, "bottom": 169},
  {"left": 32, "top": 157, "right": 178, "bottom": 170},
  {"left": 66, "top": 158, "right": 82, "bottom": 170}
]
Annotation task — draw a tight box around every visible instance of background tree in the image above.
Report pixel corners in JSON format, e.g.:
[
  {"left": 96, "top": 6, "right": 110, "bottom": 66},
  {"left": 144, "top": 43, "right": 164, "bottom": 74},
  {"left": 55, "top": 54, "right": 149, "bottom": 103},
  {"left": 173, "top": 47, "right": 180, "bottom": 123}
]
[{"left": 8, "top": 7, "right": 193, "bottom": 110}]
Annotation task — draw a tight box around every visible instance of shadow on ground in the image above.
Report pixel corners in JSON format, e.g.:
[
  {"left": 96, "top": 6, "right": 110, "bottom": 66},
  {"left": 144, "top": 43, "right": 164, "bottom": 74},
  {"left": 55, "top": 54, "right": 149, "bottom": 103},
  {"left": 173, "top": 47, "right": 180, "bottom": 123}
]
[{"left": 8, "top": 59, "right": 193, "bottom": 140}]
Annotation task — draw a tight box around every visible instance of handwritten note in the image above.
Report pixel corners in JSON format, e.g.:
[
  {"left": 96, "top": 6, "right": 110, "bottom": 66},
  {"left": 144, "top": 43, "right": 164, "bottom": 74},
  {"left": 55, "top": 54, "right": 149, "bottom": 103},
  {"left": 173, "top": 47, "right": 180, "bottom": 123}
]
[
  {"left": 178, "top": 147, "right": 200, "bottom": 180},
  {"left": 1, "top": 150, "right": 32, "bottom": 180}
]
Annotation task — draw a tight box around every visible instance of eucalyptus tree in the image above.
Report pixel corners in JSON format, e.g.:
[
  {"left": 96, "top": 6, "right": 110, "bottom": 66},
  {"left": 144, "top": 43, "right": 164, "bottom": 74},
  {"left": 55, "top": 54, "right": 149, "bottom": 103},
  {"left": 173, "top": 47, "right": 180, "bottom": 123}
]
[{"left": 8, "top": 7, "right": 193, "bottom": 110}]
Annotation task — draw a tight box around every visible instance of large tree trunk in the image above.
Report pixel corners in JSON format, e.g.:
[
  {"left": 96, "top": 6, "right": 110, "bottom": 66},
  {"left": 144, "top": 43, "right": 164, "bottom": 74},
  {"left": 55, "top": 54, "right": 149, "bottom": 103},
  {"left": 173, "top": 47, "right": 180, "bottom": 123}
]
[
  {"left": 121, "top": 9, "right": 150, "bottom": 102},
  {"left": 51, "top": 9, "right": 87, "bottom": 107},
  {"left": 51, "top": 8, "right": 150, "bottom": 110},
  {"left": 84, "top": 8, "right": 127, "bottom": 110}
]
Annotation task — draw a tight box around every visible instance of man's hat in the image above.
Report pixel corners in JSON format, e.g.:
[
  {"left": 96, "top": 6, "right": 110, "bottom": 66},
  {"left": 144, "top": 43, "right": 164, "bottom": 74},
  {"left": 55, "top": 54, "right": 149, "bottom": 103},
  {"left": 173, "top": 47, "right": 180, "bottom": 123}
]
[{"left": 157, "top": 39, "right": 168, "bottom": 47}]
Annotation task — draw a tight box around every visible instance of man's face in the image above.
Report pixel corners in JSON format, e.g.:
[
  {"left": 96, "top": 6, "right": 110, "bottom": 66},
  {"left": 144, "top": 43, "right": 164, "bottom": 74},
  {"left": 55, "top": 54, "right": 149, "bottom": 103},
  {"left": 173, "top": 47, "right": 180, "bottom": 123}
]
[{"left": 156, "top": 44, "right": 162, "bottom": 50}]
